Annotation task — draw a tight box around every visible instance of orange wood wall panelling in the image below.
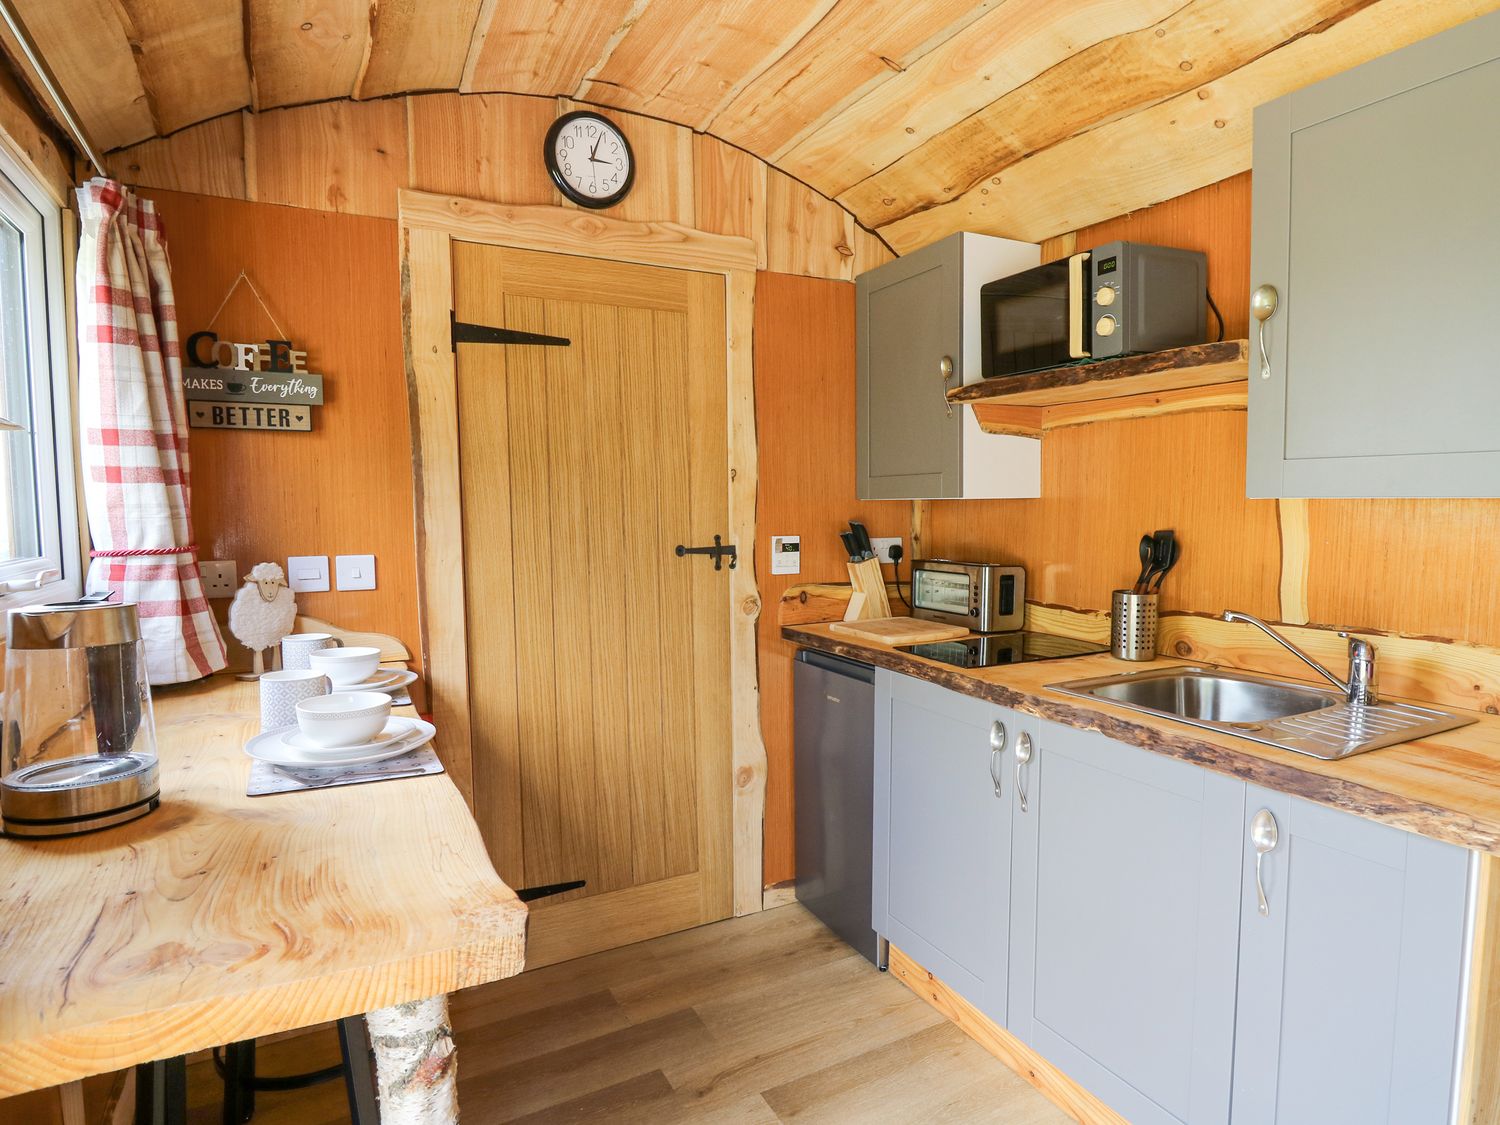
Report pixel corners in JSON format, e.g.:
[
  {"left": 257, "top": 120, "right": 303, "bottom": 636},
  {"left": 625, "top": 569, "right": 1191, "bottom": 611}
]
[
  {"left": 754, "top": 271, "right": 909, "bottom": 887},
  {"left": 140, "top": 190, "right": 419, "bottom": 662}
]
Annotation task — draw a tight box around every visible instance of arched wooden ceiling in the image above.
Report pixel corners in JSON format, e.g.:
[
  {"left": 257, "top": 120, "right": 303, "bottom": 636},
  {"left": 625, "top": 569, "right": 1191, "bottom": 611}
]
[{"left": 5, "top": 0, "right": 1494, "bottom": 252}]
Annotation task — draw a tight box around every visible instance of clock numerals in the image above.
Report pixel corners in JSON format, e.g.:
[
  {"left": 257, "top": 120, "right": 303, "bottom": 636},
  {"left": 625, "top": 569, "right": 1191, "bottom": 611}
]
[{"left": 546, "top": 112, "right": 633, "bottom": 208}]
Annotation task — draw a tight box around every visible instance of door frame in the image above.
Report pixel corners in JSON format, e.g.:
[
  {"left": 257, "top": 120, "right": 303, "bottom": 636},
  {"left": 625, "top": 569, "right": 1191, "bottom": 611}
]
[{"left": 398, "top": 189, "right": 767, "bottom": 916}]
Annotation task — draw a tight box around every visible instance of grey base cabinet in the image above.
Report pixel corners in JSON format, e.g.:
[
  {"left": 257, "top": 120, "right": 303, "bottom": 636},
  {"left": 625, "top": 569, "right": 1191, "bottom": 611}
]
[
  {"left": 1008, "top": 719, "right": 1244, "bottom": 1125},
  {"left": 1230, "top": 787, "right": 1473, "bottom": 1124},
  {"left": 872, "top": 669, "right": 1027, "bottom": 1026},
  {"left": 873, "top": 670, "right": 1479, "bottom": 1124}
]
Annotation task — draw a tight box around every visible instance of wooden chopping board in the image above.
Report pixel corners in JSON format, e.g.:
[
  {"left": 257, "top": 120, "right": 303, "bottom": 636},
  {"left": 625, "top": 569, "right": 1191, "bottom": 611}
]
[{"left": 829, "top": 616, "right": 970, "bottom": 646}]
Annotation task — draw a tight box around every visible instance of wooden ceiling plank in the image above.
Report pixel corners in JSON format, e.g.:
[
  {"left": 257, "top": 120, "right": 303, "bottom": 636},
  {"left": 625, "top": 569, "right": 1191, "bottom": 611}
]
[
  {"left": 781, "top": 0, "right": 1183, "bottom": 198},
  {"left": 462, "top": 0, "right": 644, "bottom": 95},
  {"left": 842, "top": 0, "right": 1382, "bottom": 230},
  {"left": 115, "top": 0, "right": 253, "bottom": 136},
  {"left": 107, "top": 112, "right": 247, "bottom": 198},
  {"left": 7, "top": 0, "right": 154, "bottom": 151},
  {"left": 875, "top": 0, "right": 1500, "bottom": 254},
  {"left": 575, "top": 0, "right": 836, "bottom": 130},
  {"left": 357, "top": 0, "right": 487, "bottom": 99},
  {"left": 706, "top": 0, "right": 998, "bottom": 163},
  {"left": 249, "top": 0, "right": 369, "bottom": 109}
]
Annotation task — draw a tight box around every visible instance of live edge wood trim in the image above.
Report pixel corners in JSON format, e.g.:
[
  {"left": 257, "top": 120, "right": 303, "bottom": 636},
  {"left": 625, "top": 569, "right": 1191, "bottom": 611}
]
[
  {"left": 400, "top": 190, "right": 767, "bottom": 917},
  {"left": 888, "top": 946, "right": 1127, "bottom": 1125},
  {"left": 784, "top": 620, "right": 1500, "bottom": 858},
  {"left": 947, "top": 340, "right": 1249, "bottom": 408}
]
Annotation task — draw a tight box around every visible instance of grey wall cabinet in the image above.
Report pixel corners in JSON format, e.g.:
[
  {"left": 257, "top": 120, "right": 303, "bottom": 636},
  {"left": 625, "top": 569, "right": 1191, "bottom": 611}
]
[
  {"left": 872, "top": 668, "right": 1026, "bottom": 1026},
  {"left": 1007, "top": 719, "right": 1244, "bottom": 1125},
  {"left": 1230, "top": 787, "right": 1472, "bottom": 1124},
  {"left": 857, "top": 232, "right": 1040, "bottom": 500},
  {"left": 1247, "top": 10, "right": 1500, "bottom": 497}
]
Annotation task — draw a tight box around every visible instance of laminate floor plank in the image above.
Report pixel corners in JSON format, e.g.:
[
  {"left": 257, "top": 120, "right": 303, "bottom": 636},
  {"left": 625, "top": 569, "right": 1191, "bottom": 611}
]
[
  {"left": 9, "top": 905, "right": 1071, "bottom": 1124},
  {"left": 762, "top": 1020, "right": 1070, "bottom": 1124}
]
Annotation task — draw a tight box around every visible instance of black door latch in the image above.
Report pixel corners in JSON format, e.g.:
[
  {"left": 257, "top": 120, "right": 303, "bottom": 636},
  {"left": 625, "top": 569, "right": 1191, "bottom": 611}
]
[{"left": 675, "top": 535, "right": 737, "bottom": 570}]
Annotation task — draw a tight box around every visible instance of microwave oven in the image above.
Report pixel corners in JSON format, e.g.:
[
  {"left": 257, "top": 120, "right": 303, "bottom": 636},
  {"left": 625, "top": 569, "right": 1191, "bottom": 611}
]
[
  {"left": 910, "top": 560, "right": 1025, "bottom": 633},
  {"left": 979, "top": 241, "right": 1208, "bottom": 379}
]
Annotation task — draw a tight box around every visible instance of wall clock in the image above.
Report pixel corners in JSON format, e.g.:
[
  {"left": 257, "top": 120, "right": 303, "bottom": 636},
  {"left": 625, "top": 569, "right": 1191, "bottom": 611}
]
[{"left": 544, "top": 111, "right": 635, "bottom": 209}]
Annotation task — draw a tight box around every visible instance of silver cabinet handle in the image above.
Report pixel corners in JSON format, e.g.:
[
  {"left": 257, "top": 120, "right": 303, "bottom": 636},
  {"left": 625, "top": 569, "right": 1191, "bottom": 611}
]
[
  {"left": 988, "top": 720, "right": 1005, "bottom": 797},
  {"left": 1014, "top": 732, "right": 1033, "bottom": 813},
  {"left": 1250, "top": 808, "right": 1279, "bottom": 917},
  {"left": 1251, "top": 284, "right": 1278, "bottom": 382},
  {"left": 939, "top": 355, "right": 954, "bottom": 417}
]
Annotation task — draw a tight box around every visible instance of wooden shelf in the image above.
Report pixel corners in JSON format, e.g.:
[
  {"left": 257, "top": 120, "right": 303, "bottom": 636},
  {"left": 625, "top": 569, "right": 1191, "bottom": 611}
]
[{"left": 947, "top": 340, "right": 1249, "bottom": 438}]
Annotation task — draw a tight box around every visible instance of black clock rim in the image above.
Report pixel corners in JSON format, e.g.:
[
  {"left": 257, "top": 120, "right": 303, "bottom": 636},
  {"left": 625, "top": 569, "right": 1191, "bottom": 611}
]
[{"left": 543, "top": 110, "right": 636, "bottom": 210}]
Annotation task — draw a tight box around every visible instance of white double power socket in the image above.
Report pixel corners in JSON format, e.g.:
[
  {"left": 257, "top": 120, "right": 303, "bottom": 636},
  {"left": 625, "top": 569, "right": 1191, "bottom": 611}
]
[{"left": 869, "top": 537, "right": 903, "bottom": 564}]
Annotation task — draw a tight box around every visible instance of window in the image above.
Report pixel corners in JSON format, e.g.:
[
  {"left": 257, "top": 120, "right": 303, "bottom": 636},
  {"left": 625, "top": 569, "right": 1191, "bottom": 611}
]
[{"left": 0, "top": 147, "right": 77, "bottom": 608}]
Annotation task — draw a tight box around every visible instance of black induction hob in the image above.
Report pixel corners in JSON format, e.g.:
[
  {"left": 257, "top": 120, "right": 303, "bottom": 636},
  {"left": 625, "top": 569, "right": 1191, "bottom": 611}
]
[{"left": 898, "top": 631, "right": 1109, "bottom": 669}]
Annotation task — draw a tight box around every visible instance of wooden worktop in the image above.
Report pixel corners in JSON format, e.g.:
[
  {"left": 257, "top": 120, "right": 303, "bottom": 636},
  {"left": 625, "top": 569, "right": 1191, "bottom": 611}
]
[
  {"left": 787, "top": 622, "right": 1500, "bottom": 857},
  {"left": 0, "top": 676, "right": 526, "bottom": 1098}
]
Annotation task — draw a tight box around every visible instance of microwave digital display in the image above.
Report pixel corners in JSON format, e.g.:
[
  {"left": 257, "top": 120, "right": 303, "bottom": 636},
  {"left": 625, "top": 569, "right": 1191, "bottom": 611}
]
[
  {"left": 1096, "top": 255, "right": 1118, "bottom": 276},
  {"left": 913, "top": 569, "right": 972, "bottom": 616}
]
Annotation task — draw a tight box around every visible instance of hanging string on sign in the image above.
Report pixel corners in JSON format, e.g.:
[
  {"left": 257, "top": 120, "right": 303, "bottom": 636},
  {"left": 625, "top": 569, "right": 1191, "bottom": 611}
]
[{"left": 204, "top": 269, "right": 289, "bottom": 338}]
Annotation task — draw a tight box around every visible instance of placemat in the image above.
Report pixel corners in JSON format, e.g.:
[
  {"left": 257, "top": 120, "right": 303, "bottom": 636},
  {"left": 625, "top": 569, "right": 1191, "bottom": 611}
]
[{"left": 247, "top": 746, "right": 444, "bottom": 796}]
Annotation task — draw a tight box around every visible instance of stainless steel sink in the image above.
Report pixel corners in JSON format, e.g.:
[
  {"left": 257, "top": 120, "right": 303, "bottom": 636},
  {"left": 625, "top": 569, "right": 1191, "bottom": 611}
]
[{"left": 1049, "top": 666, "right": 1474, "bottom": 760}]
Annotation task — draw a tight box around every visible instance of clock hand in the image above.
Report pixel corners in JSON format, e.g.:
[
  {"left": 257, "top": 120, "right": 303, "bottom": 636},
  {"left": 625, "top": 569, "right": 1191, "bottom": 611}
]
[{"left": 589, "top": 136, "right": 600, "bottom": 161}]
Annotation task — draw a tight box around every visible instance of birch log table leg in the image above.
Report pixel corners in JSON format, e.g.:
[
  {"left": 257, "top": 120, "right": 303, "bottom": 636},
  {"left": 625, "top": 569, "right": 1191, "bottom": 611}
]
[{"left": 366, "top": 995, "right": 458, "bottom": 1123}]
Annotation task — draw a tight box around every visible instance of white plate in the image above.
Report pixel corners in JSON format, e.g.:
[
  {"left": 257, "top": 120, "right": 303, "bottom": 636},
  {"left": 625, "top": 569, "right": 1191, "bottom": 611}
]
[
  {"left": 355, "top": 668, "right": 417, "bottom": 693},
  {"left": 246, "top": 717, "right": 436, "bottom": 769}
]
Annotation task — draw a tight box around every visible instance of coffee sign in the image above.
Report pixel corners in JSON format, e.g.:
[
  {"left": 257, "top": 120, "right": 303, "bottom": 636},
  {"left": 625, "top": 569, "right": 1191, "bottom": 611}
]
[{"left": 183, "top": 332, "right": 326, "bottom": 430}]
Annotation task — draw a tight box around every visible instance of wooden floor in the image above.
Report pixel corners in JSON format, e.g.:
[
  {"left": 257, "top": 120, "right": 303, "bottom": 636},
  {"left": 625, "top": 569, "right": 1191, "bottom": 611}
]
[{"left": 150, "top": 904, "right": 1067, "bottom": 1123}]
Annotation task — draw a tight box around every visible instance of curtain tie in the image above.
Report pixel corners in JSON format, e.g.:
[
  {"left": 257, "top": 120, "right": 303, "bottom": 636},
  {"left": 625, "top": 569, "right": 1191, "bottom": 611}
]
[{"left": 90, "top": 545, "right": 199, "bottom": 558}]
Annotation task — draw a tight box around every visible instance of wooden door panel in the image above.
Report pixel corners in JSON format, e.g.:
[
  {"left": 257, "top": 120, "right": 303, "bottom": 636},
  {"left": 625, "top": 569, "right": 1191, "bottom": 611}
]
[{"left": 454, "top": 243, "right": 732, "bottom": 964}]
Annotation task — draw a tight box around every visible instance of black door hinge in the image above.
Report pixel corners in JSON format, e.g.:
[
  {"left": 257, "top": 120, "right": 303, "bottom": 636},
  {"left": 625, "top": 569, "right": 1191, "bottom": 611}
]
[{"left": 451, "top": 310, "right": 571, "bottom": 351}]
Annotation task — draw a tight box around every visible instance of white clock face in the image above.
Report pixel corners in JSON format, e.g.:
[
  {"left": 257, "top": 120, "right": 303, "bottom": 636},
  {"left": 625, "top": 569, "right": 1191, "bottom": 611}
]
[{"left": 550, "top": 115, "right": 631, "bottom": 205}]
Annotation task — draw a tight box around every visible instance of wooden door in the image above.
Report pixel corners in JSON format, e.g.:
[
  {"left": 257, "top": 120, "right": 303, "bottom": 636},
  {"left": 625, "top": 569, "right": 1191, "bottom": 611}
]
[{"left": 453, "top": 243, "right": 732, "bottom": 968}]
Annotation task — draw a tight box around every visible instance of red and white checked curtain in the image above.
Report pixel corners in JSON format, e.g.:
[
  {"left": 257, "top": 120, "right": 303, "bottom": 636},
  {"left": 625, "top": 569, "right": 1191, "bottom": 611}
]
[{"left": 76, "top": 179, "right": 226, "bottom": 684}]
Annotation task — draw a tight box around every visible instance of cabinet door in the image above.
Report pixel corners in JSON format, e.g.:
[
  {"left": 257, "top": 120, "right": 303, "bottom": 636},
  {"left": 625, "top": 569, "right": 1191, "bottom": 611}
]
[
  {"left": 1008, "top": 720, "right": 1243, "bottom": 1125},
  {"left": 1231, "top": 789, "right": 1472, "bottom": 1124},
  {"left": 1247, "top": 12, "right": 1500, "bottom": 497},
  {"left": 873, "top": 670, "right": 1015, "bottom": 1025},
  {"left": 857, "top": 240, "right": 963, "bottom": 499}
]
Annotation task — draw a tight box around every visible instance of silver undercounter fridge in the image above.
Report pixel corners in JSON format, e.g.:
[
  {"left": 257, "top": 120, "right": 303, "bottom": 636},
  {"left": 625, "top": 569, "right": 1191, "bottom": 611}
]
[{"left": 793, "top": 648, "right": 878, "bottom": 965}]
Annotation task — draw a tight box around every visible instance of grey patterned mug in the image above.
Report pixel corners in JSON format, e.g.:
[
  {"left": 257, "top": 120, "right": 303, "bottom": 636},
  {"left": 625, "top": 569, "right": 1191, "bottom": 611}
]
[
  {"left": 280, "top": 631, "right": 340, "bottom": 671},
  {"left": 259, "top": 669, "right": 330, "bottom": 731}
]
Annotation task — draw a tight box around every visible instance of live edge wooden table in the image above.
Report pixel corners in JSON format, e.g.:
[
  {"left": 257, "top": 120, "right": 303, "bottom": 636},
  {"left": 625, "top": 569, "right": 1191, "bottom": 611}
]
[{"left": 0, "top": 675, "right": 527, "bottom": 1123}]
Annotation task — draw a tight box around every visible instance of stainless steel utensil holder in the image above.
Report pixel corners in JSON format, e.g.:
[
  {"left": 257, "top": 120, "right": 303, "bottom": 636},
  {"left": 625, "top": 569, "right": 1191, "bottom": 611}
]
[{"left": 1112, "top": 590, "right": 1158, "bottom": 661}]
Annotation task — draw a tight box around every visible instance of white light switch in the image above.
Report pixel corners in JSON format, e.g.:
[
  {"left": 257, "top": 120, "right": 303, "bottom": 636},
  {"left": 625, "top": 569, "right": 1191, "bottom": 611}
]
[
  {"left": 286, "top": 555, "right": 329, "bottom": 593},
  {"left": 335, "top": 554, "right": 377, "bottom": 591}
]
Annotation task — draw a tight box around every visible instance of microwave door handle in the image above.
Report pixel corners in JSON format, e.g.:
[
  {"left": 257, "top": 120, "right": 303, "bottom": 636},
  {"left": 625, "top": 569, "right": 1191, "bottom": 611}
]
[{"left": 1068, "top": 252, "right": 1091, "bottom": 360}]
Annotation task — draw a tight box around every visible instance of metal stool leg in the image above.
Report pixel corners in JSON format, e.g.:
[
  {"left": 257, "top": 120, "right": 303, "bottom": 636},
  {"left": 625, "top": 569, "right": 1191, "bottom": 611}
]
[
  {"left": 220, "top": 1041, "right": 255, "bottom": 1124},
  {"left": 134, "top": 1056, "right": 187, "bottom": 1125},
  {"left": 338, "top": 1015, "right": 380, "bottom": 1124}
]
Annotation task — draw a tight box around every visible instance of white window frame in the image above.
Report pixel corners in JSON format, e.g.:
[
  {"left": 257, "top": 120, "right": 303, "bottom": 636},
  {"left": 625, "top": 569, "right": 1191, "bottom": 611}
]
[{"left": 0, "top": 144, "right": 79, "bottom": 611}]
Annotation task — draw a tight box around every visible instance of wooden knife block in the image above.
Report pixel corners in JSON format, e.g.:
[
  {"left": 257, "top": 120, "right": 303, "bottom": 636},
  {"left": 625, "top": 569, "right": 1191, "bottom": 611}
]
[{"left": 843, "top": 557, "right": 892, "bottom": 622}]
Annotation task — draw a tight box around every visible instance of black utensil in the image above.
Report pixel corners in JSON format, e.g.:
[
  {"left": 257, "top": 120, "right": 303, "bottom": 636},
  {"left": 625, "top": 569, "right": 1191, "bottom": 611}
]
[
  {"left": 1143, "top": 529, "right": 1175, "bottom": 592},
  {"left": 840, "top": 531, "right": 859, "bottom": 562},
  {"left": 1132, "top": 534, "right": 1154, "bottom": 593},
  {"left": 849, "top": 520, "right": 875, "bottom": 561},
  {"left": 1149, "top": 538, "right": 1180, "bottom": 593}
]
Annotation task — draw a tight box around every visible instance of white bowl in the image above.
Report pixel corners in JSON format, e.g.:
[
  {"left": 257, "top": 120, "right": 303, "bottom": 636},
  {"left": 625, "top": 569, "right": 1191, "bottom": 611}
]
[
  {"left": 308, "top": 645, "right": 382, "bottom": 687},
  {"left": 295, "top": 691, "right": 392, "bottom": 748}
]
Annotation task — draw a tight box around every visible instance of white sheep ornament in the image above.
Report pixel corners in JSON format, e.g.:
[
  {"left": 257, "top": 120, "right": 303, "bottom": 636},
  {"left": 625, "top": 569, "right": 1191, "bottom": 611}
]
[{"left": 228, "top": 562, "right": 297, "bottom": 679}]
